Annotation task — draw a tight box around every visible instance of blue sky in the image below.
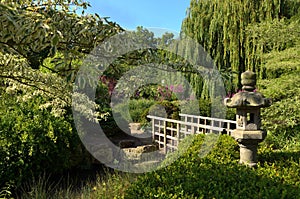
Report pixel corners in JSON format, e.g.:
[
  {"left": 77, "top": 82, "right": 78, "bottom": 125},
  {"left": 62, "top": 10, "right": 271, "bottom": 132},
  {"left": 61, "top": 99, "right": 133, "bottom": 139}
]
[{"left": 86, "top": 0, "right": 190, "bottom": 33}]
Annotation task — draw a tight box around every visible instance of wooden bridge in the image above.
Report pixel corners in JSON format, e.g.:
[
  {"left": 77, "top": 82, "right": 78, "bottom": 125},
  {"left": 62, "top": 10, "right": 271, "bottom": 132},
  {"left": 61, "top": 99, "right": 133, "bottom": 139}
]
[{"left": 147, "top": 113, "right": 236, "bottom": 154}]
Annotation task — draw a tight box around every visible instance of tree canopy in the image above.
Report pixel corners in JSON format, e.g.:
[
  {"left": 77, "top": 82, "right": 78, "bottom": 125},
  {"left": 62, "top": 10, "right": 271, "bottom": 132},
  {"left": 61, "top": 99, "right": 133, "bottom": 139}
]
[
  {"left": 0, "top": 0, "right": 123, "bottom": 117},
  {"left": 181, "top": 0, "right": 300, "bottom": 88}
]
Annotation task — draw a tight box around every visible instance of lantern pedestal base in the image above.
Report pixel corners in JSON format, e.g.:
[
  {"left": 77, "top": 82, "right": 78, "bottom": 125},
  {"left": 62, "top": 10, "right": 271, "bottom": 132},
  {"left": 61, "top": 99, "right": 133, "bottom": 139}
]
[{"left": 232, "top": 130, "right": 266, "bottom": 167}]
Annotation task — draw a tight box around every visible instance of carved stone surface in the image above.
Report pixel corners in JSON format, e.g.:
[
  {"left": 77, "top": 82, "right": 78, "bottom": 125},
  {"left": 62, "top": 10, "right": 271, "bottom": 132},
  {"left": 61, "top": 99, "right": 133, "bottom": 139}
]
[
  {"left": 238, "top": 143, "right": 258, "bottom": 167},
  {"left": 224, "top": 70, "right": 271, "bottom": 108},
  {"left": 224, "top": 70, "right": 271, "bottom": 167},
  {"left": 241, "top": 70, "right": 257, "bottom": 91},
  {"left": 237, "top": 117, "right": 243, "bottom": 127},
  {"left": 246, "top": 123, "right": 258, "bottom": 130},
  {"left": 232, "top": 130, "right": 267, "bottom": 140},
  {"left": 224, "top": 91, "right": 272, "bottom": 108}
]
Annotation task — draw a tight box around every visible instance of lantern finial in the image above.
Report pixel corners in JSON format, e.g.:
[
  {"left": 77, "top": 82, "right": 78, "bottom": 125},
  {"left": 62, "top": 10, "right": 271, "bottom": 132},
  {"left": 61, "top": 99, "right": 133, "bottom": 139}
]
[{"left": 241, "top": 70, "right": 256, "bottom": 91}]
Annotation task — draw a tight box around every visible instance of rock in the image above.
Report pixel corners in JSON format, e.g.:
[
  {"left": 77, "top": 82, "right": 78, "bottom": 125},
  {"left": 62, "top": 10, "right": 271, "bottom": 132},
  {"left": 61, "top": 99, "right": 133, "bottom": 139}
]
[
  {"left": 121, "top": 144, "right": 158, "bottom": 161},
  {"left": 129, "top": 123, "right": 141, "bottom": 131},
  {"left": 136, "top": 144, "right": 157, "bottom": 153}
]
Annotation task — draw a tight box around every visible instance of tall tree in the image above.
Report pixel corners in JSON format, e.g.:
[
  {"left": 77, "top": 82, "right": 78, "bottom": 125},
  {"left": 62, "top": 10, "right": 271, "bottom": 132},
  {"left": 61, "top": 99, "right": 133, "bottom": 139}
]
[
  {"left": 181, "top": 0, "right": 300, "bottom": 89},
  {"left": 0, "top": 0, "right": 123, "bottom": 118}
]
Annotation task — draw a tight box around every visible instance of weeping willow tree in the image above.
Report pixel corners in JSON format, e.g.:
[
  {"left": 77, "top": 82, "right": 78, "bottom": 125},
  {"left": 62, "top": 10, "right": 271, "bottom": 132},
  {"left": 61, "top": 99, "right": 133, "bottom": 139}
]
[{"left": 181, "top": 0, "right": 300, "bottom": 90}]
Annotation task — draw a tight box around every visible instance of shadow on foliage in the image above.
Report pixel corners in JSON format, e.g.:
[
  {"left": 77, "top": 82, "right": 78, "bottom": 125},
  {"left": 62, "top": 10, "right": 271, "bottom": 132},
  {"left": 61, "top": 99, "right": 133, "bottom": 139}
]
[
  {"left": 125, "top": 160, "right": 300, "bottom": 198},
  {"left": 13, "top": 164, "right": 115, "bottom": 198},
  {"left": 124, "top": 135, "right": 300, "bottom": 198},
  {"left": 258, "top": 150, "right": 300, "bottom": 164}
]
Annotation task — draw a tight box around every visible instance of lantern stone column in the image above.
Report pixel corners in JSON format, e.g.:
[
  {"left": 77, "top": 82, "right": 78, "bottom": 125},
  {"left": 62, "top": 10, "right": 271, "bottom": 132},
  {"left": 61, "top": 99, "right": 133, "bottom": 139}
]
[{"left": 224, "top": 70, "right": 271, "bottom": 167}]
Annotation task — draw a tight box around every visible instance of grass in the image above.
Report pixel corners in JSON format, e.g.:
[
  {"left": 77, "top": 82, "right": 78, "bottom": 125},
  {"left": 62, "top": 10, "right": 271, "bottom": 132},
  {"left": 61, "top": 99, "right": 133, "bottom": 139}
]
[
  {"left": 14, "top": 169, "right": 137, "bottom": 199},
  {"left": 3, "top": 135, "right": 299, "bottom": 199}
]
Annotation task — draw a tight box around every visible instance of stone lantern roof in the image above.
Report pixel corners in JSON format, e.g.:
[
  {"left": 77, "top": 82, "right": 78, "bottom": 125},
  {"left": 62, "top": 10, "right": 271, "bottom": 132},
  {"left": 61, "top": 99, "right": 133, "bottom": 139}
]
[
  {"left": 224, "top": 70, "right": 272, "bottom": 108},
  {"left": 224, "top": 70, "right": 272, "bottom": 167}
]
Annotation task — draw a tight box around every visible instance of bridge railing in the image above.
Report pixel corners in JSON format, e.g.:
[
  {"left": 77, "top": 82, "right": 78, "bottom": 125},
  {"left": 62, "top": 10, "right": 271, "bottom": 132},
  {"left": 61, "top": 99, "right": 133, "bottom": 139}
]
[
  {"left": 179, "top": 113, "right": 236, "bottom": 135},
  {"left": 147, "top": 114, "right": 236, "bottom": 154}
]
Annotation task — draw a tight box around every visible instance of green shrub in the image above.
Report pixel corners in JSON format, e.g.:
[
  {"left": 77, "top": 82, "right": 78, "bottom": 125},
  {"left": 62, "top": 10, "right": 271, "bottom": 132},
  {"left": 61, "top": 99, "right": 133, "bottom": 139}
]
[
  {"left": 140, "top": 100, "right": 181, "bottom": 127},
  {"left": 179, "top": 98, "right": 212, "bottom": 117},
  {"left": 198, "top": 98, "right": 211, "bottom": 117},
  {"left": 0, "top": 93, "right": 83, "bottom": 190},
  {"left": 258, "top": 71, "right": 300, "bottom": 149},
  {"left": 256, "top": 45, "right": 300, "bottom": 147},
  {"left": 259, "top": 72, "right": 300, "bottom": 102},
  {"left": 180, "top": 98, "right": 235, "bottom": 120},
  {"left": 99, "top": 113, "right": 123, "bottom": 137},
  {"left": 113, "top": 99, "right": 181, "bottom": 125},
  {"left": 257, "top": 144, "right": 300, "bottom": 187},
  {"left": 128, "top": 99, "right": 156, "bottom": 122},
  {"left": 262, "top": 46, "right": 300, "bottom": 79},
  {"left": 113, "top": 99, "right": 156, "bottom": 123},
  {"left": 114, "top": 96, "right": 235, "bottom": 128},
  {"left": 125, "top": 135, "right": 300, "bottom": 198},
  {"left": 156, "top": 100, "right": 180, "bottom": 120},
  {"left": 226, "top": 107, "right": 236, "bottom": 120}
]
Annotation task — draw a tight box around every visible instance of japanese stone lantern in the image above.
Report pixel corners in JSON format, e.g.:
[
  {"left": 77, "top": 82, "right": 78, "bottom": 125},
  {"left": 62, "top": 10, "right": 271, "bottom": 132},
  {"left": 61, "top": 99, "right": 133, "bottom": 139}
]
[{"left": 224, "top": 70, "right": 271, "bottom": 167}]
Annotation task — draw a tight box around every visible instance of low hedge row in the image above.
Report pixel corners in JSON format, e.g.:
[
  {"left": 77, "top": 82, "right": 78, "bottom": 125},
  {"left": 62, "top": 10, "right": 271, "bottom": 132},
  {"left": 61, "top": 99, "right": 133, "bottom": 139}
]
[{"left": 124, "top": 135, "right": 300, "bottom": 198}]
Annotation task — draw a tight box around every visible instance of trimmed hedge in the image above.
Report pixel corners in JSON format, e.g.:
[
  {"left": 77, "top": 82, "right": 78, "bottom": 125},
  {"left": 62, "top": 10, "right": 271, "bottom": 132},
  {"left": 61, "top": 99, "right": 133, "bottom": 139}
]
[{"left": 124, "top": 135, "right": 300, "bottom": 198}]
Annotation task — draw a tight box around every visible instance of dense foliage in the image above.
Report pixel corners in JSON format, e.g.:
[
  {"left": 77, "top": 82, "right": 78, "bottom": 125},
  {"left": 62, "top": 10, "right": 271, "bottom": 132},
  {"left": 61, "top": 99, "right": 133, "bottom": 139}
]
[
  {"left": 259, "top": 46, "right": 300, "bottom": 149},
  {"left": 180, "top": 0, "right": 300, "bottom": 150},
  {"left": 0, "top": 92, "right": 86, "bottom": 189},
  {"left": 125, "top": 135, "right": 300, "bottom": 198},
  {"left": 0, "top": 0, "right": 123, "bottom": 192},
  {"left": 181, "top": 0, "right": 300, "bottom": 88},
  {"left": 0, "top": 0, "right": 299, "bottom": 197},
  {"left": 8, "top": 135, "right": 300, "bottom": 198},
  {"left": 0, "top": 0, "right": 123, "bottom": 119}
]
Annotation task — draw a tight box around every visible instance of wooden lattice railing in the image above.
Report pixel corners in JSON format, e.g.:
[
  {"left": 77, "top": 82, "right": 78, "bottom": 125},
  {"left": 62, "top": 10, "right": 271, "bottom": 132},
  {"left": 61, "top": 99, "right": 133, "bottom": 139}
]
[{"left": 147, "top": 114, "right": 236, "bottom": 154}]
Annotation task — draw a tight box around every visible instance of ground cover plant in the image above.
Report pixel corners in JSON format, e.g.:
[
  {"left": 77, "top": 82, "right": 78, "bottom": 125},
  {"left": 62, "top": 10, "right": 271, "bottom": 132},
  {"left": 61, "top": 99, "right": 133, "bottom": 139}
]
[
  {"left": 124, "top": 135, "right": 300, "bottom": 199},
  {"left": 7, "top": 134, "right": 299, "bottom": 199}
]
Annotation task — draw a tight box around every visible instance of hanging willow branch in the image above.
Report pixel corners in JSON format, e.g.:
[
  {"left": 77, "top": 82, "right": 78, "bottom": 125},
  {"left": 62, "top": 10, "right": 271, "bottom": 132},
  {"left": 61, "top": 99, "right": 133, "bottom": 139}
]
[{"left": 181, "top": 0, "right": 299, "bottom": 91}]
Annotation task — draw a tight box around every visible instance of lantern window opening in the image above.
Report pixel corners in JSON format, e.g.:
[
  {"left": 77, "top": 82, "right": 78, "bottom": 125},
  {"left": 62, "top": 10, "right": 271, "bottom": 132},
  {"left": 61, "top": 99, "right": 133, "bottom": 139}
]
[{"left": 247, "top": 113, "right": 255, "bottom": 124}]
